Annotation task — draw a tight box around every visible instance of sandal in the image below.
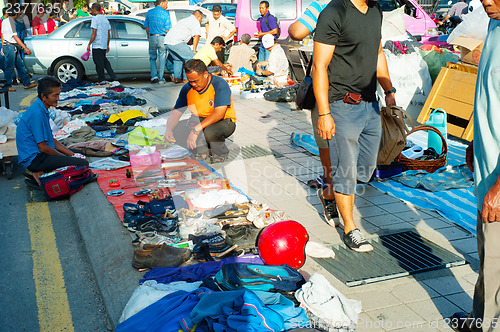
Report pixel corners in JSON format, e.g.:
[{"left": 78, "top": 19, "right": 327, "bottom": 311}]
[
  {"left": 210, "top": 154, "right": 227, "bottom": 163},
  {"left": 306, "top": 176, "right": 327, "bottom": 189}
]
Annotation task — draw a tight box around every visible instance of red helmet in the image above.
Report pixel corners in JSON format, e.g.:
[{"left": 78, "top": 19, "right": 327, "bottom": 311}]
[{"left": 257, "top": 220, "right": 309, "bottom": 269}]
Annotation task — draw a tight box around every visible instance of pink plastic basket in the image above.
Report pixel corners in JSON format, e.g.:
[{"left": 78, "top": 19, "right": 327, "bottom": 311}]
[{"left": 81, "top": 51, "right": 90, "bottom": 61}]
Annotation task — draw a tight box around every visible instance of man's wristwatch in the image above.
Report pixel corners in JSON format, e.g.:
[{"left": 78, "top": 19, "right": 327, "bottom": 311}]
[
  {"left": 384, "top": 87, "right": 396, "bottom": 95},
  {"left": 191, "top": 127, "right": 200, "bottom": 135}
]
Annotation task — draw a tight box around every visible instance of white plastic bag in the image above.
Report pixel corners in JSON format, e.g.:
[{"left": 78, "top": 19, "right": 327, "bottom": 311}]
[
  {"left": 448, "top": 4, "right": 489, "bottom": 43},
  {"left": 382, "top": 7, "right": 407, "bottom": 42},
  {"left": 0, "top": 107, "right": 18, "bottom": 128}
]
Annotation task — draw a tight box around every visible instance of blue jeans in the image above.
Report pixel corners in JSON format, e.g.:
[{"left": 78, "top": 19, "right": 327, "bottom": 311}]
[
  {"left": 327, "top": 100, "right": 382, "bottom": 196},
  {"left": 148, "top": 35, "right": 166, "bottom": 81},
  {"left": 3, "top": 44, "right": 30, "bottom": 87},
  {"left": 165, "top": 43, "right": 194, "bottom": 80},
  {"left": 258, "top": 45, "right": 270, "bottom": 62}
]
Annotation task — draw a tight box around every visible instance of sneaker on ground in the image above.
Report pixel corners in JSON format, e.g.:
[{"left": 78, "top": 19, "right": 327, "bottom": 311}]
[
  {"left": 158, "top": 80, "right": 166, "bottom": 85},
  {"left": 343, "top": 229, "right": 373, "bottom": 252},
  {"left": 317, "top": 188, "right": 339, "bottom": 227},
  {"left": 132, "top": 247, "right": 183, "bottom": 269}
]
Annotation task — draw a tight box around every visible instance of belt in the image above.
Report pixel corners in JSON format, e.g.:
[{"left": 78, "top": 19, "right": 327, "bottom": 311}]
[{"left": 150, "top": 34, "right": 165, "bottom": 36}]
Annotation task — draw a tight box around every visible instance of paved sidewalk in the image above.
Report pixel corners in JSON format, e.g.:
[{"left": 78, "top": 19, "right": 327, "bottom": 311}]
[{"left": 80, "top": 81, "right": 479, "bottom": 330}]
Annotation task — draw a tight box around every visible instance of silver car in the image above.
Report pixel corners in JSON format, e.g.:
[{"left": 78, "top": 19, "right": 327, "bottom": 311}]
[{"left": 24, "top": 16, "right": 150, "bottom": 83}]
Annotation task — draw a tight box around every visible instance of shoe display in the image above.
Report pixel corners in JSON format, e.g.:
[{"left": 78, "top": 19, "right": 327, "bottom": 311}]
[
  {"left": 317, "top": 188, "right": 339, "bottom": 227},
  {"left": 142, "top": 243, "right": 191, "bottom": 261},
  {"left": 343, "top": 229, "right": 373, "bottom": 252},
  {"left": 132, "top": 247, "right": 184, "bottom": 269}
]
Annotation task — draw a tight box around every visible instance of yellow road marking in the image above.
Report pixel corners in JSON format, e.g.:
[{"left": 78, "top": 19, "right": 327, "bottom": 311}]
[
  {"left": 27, "top": 202, "right": 74, "bottom": 332},
  {"left": 21, "top": 93, "right": 37, "bottom": 107}
]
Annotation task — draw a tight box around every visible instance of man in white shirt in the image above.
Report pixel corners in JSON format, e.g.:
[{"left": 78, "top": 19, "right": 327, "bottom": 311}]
[
  {"left": 1, "top": 10, "right": 37, "bottom": 91},
  {"left": 205, "top": 5, "right": 236, "bottom": 62},
  {"left": 255, "top": 34, "right": 288, "bottom": 78},
  {"left": 87, "top": 3, "right": 116, "bottom": 82},
  {"left": 164, "top": 10, "right": 203, "bottom": 83}
]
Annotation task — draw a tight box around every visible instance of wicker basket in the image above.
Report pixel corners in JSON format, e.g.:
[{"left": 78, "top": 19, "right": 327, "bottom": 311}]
[{"left": 396, "top": 125, "right": 447, "bottom": 173}]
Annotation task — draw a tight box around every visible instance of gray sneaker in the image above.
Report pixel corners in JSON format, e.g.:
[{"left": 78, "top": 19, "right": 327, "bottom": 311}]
[
  {"left": 343, "top": 229, "right": 373, "bottom": 252},
  {"left": 317, "top": 188, "right": 339, "bottom": 227}
]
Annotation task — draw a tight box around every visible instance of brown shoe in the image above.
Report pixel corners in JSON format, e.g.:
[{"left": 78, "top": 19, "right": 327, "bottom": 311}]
[
  {"left": 24, "top": 82, "right": 37, "bottom": 89},
  {"left": 8, "top": 87, "right": 16, "bottom": 92},
  {"left": 132, "top": 247, "right": 184, "bottom": 269},
  {"left": 142, "top": 243, "right": 191, "bottom": 261}
]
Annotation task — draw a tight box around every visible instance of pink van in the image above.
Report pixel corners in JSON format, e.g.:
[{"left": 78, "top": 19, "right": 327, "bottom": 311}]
[{"left": 235, "top": 0, "right": 437, "bottom": 42}]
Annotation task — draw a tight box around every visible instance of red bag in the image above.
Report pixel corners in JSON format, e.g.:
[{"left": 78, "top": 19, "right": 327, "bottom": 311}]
[{"left": 39, "top": 166, "right": 94, "bottom": 200}]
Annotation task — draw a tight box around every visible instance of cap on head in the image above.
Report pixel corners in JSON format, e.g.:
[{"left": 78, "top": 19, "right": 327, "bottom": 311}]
[{"left": 262, "top": 34, "right": 274, "bottom": 48}]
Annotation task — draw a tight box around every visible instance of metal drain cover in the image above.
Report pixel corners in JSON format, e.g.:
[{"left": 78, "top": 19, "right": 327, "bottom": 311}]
[
  {"left": 228, "top": 144, "right": 274, "bottom": 160},
  {"left": 314, "top": 231, "right": 467, "bottom": 287}
]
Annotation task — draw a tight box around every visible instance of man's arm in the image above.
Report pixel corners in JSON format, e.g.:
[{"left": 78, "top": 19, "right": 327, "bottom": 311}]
[
  {"left": 255, "top": 28, "right": 277, "bottom": 38},
  {"left": 87, "top": 28, "right": 97, "bottom": 51},
  {"left": 192, "top": 35, "right": 200, "bottom": 53},
  {"left": 107, "top": 29, "right": 111, "bottom": 53},
  {"left": 288, "top": 20, "right": 311, "bottom": 41},
  {"left": 12, "top": 35, "right": 32, "bottom": 55},
  {"left": 482, "top": 175, "right": 500, "bottom": 222},
  {"left": 37, "top": 140, "right": 71, "bottom": 156},
  {"left": 164, "top": 109, "right": 184, "bottom": 142},
  {"left": 376, "top": 42, "right": 396, "bottom": 107},
  {"left": 146, "top": 27, "right": 149, "bottom": 39},
  {"left": 212, "top": 59, "right": 232, "bottom": 76},
  {"left": 205, "top": 22, "right": 209, "bottom": 38},
  {"left": 187, "top": 106, "right": 227, "bottom": 149},
  {"left": 54, "top": 139, "right": 74, "bottom": 156},
  {"left": 312, "top": 41, "right": 335, "bottom": 140},
  {"left": 224, "top": 28, "right": 237, "bottom": 42}
]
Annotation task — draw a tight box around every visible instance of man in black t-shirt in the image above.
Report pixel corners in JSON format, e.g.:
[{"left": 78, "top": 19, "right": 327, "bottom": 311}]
[{"left": 313, "top": 0, "right": 396, "bottom": 252}]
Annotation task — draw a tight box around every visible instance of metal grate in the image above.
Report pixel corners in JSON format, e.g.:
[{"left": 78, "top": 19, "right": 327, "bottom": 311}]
[
  {"left": 314, "top": 231, "right": 467, "bottom": 287},
  {"left": 227, "top": 144, "right": 274, "bottom": 160}
]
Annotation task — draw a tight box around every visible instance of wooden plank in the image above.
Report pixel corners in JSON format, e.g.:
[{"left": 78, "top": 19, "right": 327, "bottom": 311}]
[{"left": 0, "top": 140, "right": 17, "bottom": 158}]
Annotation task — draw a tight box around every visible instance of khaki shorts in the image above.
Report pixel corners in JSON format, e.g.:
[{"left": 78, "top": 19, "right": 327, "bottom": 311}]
[{"left": 311, "top": 104, "right": 329, "bottom": 149}]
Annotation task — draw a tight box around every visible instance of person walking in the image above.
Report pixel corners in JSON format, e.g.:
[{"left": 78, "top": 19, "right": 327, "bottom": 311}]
[
  {"left": 254, "top": 1, "right": 278, "bottom": 62},
  {"left": 164, "top": 10, "right": 203, "bottom": 83},
  {"left": 451, "top": 0, "right": 500, "bottom": 330},
  {"left": 144, "top": 0, "right": 171, "bottom": 84},
  {"left": 313, "top": 0, "right": 396, "bottom": 252},
  {"left": 205, "top": 4, "right": 236, "bottom": 62},
  {"left": 1, "top": 10, "right": 37, "bottom": 91},
  {"left": 87, "top": 3, "right": 116, "bottom": 82}
]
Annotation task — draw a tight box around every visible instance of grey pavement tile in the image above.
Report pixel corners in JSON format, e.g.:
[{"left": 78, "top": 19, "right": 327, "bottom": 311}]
[
  {"left": 366, "top": 214, "right": 405, "bottom": 227},
  {"left": 461, "top": 272, "right": 478, "bottom": 285},
  {"left": 449, "top": 237, "right": 478, "bottom": 255},
  {"left": 357, "top": 184, "right": 386, "bottom": 197},
  {"left": 444, "top": 291, "right": 473, "bottom": 312},
  {"left": 380, "top": 202, "right": 420, "bottom": 214},
  {"left": 272, "top": 199, "right": 317, "bottom": 218},
  {"left": 349, "top": 289, "right": 403, "bottom": 311},
  {"left": 422, "top": 275, "right": 475, "bottom": 296},
  {"left": 363, "top": 194, "right": 404, "bottom": 205},
  {"left": 394, "top": 210, "right": 433, "bottom": 222},
  {"left": 410, "top": 218, "right": 453, "bottom": 230},
  {"left": 355, "top": 205, "right": 390, "bottom": 218},
  {"left": 354, "top": 196, "right": 375, "bottom": 208},
  {"left": 365, "top": 304, "right": 426, "bottom": 331},
  {"left": 406, "top": 297, "right": 462, "bottom": 324},
  {"left": 390, "top": 280, "right": 441, "bottom": 303}
]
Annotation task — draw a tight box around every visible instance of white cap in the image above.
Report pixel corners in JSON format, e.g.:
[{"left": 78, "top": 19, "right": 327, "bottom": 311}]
[{"left": 262, "top": 34, "right": 275, "bottom": 49}]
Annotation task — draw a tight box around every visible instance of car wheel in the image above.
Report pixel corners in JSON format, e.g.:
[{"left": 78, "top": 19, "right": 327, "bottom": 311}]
[{"left": 53, "top": 58, "right": 84, "bottom": 83}]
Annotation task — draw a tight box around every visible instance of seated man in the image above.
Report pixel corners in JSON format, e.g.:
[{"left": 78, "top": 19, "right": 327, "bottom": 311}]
[
  {"left": 16, "top": 76, "right": 89, "bottom": 187},
  {"left": 226, "top": 33, "right": 257, "bottom": 72},
  {"left": 193, "top": 36, "right": 233, "bottom": 76},
  {"left": 255, "top": 34, "right": 288, "bottom": 78},
  {"left": 165, "top": 59, "right": 236, "bottom": 163}
]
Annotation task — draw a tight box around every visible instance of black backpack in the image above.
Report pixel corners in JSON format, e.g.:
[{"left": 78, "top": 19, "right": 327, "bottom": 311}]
[{"left": 261, "top": 13, "right": 281, "bottom": 39}]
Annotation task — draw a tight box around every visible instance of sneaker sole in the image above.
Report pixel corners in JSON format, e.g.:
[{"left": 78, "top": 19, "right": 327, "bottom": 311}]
[
  {"left": 316, "top": 188, "right": 340, "bottom": 227},
  {"left": 344, "top": 242, "right": 374, "bottom": 253}
]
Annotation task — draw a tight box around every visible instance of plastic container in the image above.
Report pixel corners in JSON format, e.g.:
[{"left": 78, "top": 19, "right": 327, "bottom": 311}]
[
  {"left": 130, "top": 151, "right": 161, "bottom": 168},
  {"left": 425, "top": 108, "right": 447, "bottom": 154}
]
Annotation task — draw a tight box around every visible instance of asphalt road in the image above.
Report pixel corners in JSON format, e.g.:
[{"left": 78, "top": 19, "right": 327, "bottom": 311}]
[{"left": 0, "top": 74, "right": 151, "bottom": 331}]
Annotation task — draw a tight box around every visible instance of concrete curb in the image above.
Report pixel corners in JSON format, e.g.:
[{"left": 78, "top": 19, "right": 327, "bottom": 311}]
[{"left": 70, "top": 182, "right": 142, "bottom": 327}]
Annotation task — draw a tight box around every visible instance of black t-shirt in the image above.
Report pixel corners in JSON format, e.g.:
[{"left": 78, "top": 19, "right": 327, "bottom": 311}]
[{"left": 314, "top": 0, "right": 382, "bottom": 102}]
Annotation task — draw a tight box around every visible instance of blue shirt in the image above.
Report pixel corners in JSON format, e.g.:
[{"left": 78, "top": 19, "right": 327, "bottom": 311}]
[
  {"left": 90, "top": 14, "right": 111, "bottom": 49},
  {"left": 473, "top": 19, "right": 500, "bottom": 208},
  {"left": 297, "top": 0, "right": 330, "bottom": 33},
  {"left": 16, "top": 98, "right": 55, "bottom": 168},
  {"left": 144, "top": 6, "right": 171, "bottom": 35},
  {"left": 258, "top": 11, "right": 278, "bottom": 46}
]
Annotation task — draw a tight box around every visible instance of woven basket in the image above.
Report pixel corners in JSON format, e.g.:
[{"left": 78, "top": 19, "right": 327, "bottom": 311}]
[{"left": 396, "top": 125, "right": 447, "bottom": 173}]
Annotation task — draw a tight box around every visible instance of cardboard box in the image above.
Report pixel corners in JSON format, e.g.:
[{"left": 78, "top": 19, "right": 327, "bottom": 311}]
[{"left": 450, "top": 36, "right": 484, "bottom": 66}]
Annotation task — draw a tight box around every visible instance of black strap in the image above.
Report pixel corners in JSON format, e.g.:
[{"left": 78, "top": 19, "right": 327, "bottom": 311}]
[{"left": 305, "top": 58, "right": 313, "bottom": 77}]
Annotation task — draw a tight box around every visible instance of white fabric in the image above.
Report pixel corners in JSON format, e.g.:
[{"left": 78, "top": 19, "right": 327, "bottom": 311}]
[
  {"left": 448, "top": 4, "right": 489, "bottom": 43},
  {"left": 90, "top": 15, "right": 111, "bottom": 49},
  {"left": 119, "top": 280, "right": 203, "bottom": 323},
  {"left": 267, "top": 44, "right": 288, "bottom": 77},
  {"left": 2, "top": 17, "right": 18, "bottom": 44},
  {"left": 295, "top": 273, "right": 361, "bottom": 330},
  {"left": 189, "top": 189, "right": 249, "bottom": 208},
  {"left": 164, "top": 15, "right": 201, "bottom": 45},
  {"left": 305, "top": 241, "right": 336, "bottom": 259},
  {"left": 381, "top": 7, "right": 407, "bottom": 42},
  {"left": 206, "top": 14, "right": 234, "bottom": 44}
]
